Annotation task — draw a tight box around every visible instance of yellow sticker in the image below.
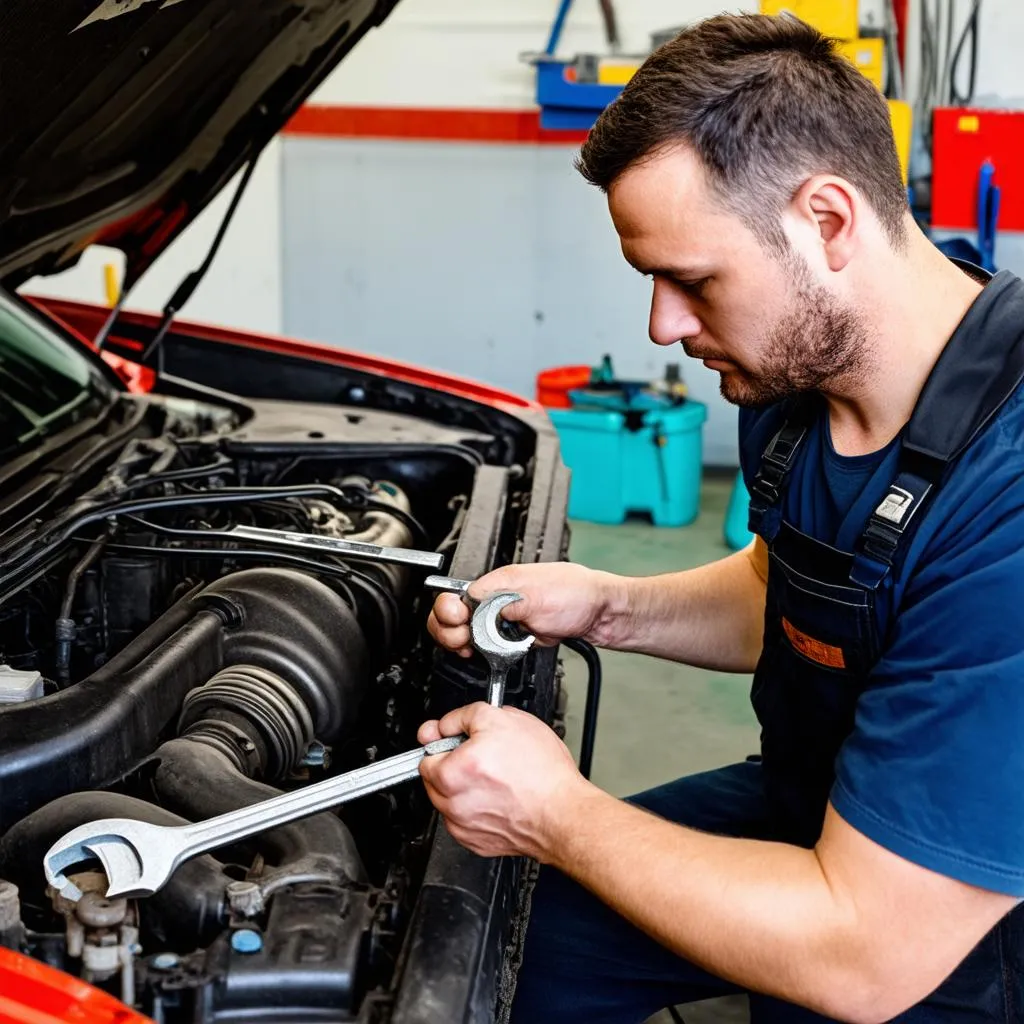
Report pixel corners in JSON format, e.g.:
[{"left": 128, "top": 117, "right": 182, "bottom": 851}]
[{"left": 958, "top": 115, "right": 981, "bottom": 133}]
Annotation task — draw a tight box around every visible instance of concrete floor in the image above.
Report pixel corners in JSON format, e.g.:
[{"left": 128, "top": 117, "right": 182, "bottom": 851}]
[{"left": 559, "top": 474, "right": 755, "bottom": 1024}]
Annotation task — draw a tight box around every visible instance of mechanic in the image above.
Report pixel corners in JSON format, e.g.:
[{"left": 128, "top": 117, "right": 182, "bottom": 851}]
[{"left": 418, "top": 13, "right": 1024, "bottom": 1024}]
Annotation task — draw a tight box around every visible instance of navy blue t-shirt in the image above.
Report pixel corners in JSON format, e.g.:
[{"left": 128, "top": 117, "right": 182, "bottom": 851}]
[{"left": 739, "top": 336, "right": 1024, "bottom": 896}]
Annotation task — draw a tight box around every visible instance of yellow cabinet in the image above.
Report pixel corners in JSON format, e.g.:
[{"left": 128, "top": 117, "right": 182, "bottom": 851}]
[
  {"left": 836, "top": 37, "right": 884, "bottom": 89},
  {"left": 760, "top": 0, "right": 859, "bottom": 41}
]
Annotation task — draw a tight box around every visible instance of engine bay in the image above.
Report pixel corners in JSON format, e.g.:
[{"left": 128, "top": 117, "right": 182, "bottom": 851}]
[{"left": 0, "top": 386, "right": 560, "bottom": 1022}]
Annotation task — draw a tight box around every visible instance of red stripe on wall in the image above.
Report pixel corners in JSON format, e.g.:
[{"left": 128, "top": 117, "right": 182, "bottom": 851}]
[{"left": 282, "top": 105, "right": 590, "bottom": 145}]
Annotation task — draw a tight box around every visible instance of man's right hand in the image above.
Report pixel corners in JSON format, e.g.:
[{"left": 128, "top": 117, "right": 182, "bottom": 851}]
[{"left": 427, "top": 562, "right": 623, "bottom": 657}]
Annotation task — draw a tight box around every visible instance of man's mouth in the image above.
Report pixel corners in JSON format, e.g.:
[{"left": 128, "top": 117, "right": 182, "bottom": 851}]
[{"left": 681, "top": 341, "right": 726, "bottom": 361}]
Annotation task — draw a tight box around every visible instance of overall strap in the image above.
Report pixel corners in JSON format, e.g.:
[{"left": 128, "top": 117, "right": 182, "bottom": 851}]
[
  {"left": 852, "top": 266, "right": 1024, "bottom": 589},
  {"left": 748, "top": 397, "right": 816, "bottom": 542}
]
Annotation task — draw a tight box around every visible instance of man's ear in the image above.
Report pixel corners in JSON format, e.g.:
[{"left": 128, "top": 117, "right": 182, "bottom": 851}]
[{"left": 791, "top": 176, "right": 858, "bottom": 272}]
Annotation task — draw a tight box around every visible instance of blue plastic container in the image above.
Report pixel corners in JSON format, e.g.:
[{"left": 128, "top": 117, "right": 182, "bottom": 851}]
[
  {"left": 548, "top": 400, "right": 707, "bottom": 526},
  {"left": 724, "top": 471, "right": 754, "bottom": 550}
]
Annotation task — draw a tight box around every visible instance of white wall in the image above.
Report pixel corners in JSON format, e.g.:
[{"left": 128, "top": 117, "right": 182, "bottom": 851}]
[
  {"left": 313, "top": 0, "right": 754, "bottom": 110},
  {"left": 21, "top": 139, "right": 284, "bottom": 336},
  {"left": 281, "top": 137, "right": 742, "bottom": 466},
  {"left": 973, "top": 4, "right": 1024, "bottom": 104}
]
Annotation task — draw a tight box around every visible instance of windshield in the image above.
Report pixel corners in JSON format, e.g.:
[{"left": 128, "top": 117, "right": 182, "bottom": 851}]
[{"left": 0, "top": 293, "right": 114, "bottom": 461}]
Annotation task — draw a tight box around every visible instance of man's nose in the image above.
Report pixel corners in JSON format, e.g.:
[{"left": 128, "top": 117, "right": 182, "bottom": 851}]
[{"left": 648, "top": 278, "right": 701, "bottom": 347}]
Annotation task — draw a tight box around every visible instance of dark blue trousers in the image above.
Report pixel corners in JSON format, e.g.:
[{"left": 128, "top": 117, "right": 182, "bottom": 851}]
[
  {"left": 508, "top": 760, "right": 830, "bottom": 1023},
  {"left": 508, "top": 761, "right": 1023, "bottom": 1023}
]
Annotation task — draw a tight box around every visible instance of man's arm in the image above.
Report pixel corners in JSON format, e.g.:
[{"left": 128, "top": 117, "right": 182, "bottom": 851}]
[
  {"left": 610, "top": 535, "right": 768, "bottom": 671},
  {"left": 548, "top": 787, "right": 1014, "bottom": 1023},
  {"left": 428, "top": 537, "right": 768, "bottom": 674},
  {"left": 419, "top": 705, "right": 1017, "bottom": 1024}
]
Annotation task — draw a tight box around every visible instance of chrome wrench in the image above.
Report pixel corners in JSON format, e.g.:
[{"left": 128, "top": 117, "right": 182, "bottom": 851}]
[
  {"left": 424, "top": 577, "right": 536, "bottom": 706},
  {"left": 43, "top": 736, "right": 464, "bottom": 903},
  {"left": 228, "top": 524, "right": 444, "bottom": 570},
  {"left": 44, "top": 588, "right": 535, "bottom": 902},
  {"left": 471, "top": 592, "right": 535, "bottom": 706}
]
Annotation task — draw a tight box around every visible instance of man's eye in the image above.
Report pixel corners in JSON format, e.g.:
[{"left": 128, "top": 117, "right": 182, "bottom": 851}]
[{"left": 679, "top": 277, "right": 710, "bottom": 296}]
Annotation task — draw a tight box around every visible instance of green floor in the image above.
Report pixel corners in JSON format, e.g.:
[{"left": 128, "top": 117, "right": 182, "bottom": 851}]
[{"left": 559, "top": 474, "right": 754, "bottom": 1024}]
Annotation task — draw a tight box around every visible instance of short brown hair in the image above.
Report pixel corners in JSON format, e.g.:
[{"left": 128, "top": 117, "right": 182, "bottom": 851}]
[{"left": 576, "top": 13, "right": 908, "bottom": 251}]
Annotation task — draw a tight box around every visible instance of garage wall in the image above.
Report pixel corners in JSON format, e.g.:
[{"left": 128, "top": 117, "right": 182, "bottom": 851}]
[
  {"left": 312, "top": 0, "right": 752, "bottom": 109},
  {"left": 282, "top": 0, "right": 757, "bottom": 467},
  {"left": 19, "top": 0, "right": 1024, "bottom": 467},
  {"left": 281, "top": 136, "right": 742, "bottom": 467},
  {"left": 22, "top": 140, "right": 284, "bottom": 336}
]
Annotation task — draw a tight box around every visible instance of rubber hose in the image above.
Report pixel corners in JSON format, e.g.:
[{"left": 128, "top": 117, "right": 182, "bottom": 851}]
[
  {"left": 564, "top": 638, "right": 602, "bottom": 781},
  {"left": 151, "top": 738, "right": 367, "bottom": 882},
  {"left": 0, "top": 791, "right": 228, "bottom": 947}
]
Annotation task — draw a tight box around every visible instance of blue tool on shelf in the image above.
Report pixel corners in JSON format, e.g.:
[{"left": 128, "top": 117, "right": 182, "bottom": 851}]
[
  {"left": 977, "top": 159, "right": 1001, "bottom": 273},
  {"left": 530, "top": 0, "right": 630, "bottom": 132},
  {"left": 934, "top": 159, "right": 1001, "bottom": 273},
  {"left": 545, "top": 0, "right": 574, "bottom": 56}
]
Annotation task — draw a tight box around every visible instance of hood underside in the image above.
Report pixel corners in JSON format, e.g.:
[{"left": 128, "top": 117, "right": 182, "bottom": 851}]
[{"left": 0, "top": 0, "right": 399, "bottom": 288}]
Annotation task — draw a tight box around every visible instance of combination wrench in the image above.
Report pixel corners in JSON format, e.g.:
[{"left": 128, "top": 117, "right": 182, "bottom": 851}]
[
  {"left": 44, "top": 736, "right": 464, "bottom": 902},
  {"left": 43, "top": 586, "right": 534, "bottom": 902},
  {"left": 424, "top": 577, "right": 535, "bottom": 706}
]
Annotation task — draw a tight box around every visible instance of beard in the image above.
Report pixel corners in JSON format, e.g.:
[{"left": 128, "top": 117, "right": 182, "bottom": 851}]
[{"left": 691, "top": 255, "right": 869, "bottom": 408}]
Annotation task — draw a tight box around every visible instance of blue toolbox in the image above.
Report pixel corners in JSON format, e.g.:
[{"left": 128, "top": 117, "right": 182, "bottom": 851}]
[{"left": 548, "top": 383, "right": 707, "bottom": 527}]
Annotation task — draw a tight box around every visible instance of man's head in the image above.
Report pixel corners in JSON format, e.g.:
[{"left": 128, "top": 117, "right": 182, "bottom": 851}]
[{"left": 577, "top": 13, "right": 910, "bottom": 406}]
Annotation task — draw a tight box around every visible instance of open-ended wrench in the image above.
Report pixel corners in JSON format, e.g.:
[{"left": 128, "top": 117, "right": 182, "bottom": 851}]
[
  {"left": 44, "top": 587, "right": 535, "bottom": 903},
  {"left": 44, "top": 736, "right": 464, "bottom": 902},
  {"left": 424, "top": 578, "right": 536, "bottom": 706}
]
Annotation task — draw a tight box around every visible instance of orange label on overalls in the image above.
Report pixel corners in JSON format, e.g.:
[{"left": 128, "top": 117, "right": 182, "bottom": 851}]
[{"left": 782, "top": 618, "right": 846, "bottom": 669}]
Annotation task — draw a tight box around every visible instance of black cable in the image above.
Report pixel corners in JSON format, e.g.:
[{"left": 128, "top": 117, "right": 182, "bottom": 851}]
[
  {"left": 342, "top": 569, "right": 401, "bottom": 642},
  {"left": 597, "top": 0, "right": 620, "bottom": 53},
  {"left": 139, "top": 155, "right": 260, "bottom": 365},
  {"left": 564, "top": 638, "right": 602, "bottom": 781},
  {"left": 59, "top": 536, "right": 107, "bottom": 620},
  {"left": 950, "top": 0, "right": 982, "bottom": 105},
  {"left": 3, "top": 482, "right": 433, "bottom": 602},
  {"left": 91, "top": 539, "right": 382, "bottom": 609},
  {"left": 0, "top": 485, "right": 366, "bottom": 586},
  {"left": 667, "top": 1007, "right": 687, "bottom": 1024},
  {"left": 111, "top": 515, "right": 402, "bottom": 627},
  {"left": 120, "top": 455, "right": 236, "bottom": 493},
  {"left": 355, "top": 498, "right": 430, "bottom": 549}
]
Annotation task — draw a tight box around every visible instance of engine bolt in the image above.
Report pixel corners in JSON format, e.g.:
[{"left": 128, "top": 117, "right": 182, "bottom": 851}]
[
  {"left": 300, "top": 741, "right": 327, "bottom": 768},
  {"left": 0, "top": 882, "right": 20, "bottom": 931},
  {"left": 231, "top": 928, "right": 263, "bottom": 955},
  {"left": 225, "top": 881, "right": 264, "bottom": 917},
  {"left": 76, "top": 891, "right": 127, "bottom": 928}
]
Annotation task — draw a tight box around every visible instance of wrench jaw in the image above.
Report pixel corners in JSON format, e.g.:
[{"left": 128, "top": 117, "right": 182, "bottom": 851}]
[
  {"left": 471, "top": 592, "right": 536, "bottom": 659},
  {"left": 470, "top": 593, "right": 536, "bottom": 707},
  {"left": 43, "top": 819, "right": 168, "bottom": 903}
]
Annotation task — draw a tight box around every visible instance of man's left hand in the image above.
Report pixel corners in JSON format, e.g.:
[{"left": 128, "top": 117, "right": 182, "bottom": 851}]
[{"left": 417, "top": 703, "right": 589, "bottom": 861}]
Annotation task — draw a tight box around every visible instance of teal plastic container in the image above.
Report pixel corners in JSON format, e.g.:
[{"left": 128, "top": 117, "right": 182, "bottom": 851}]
[
  {"left": 548, "top": 400, "right": 707, "bottom": 526},
  {"left": 724, "top": 470, "right": 755, "bottom": 550}
]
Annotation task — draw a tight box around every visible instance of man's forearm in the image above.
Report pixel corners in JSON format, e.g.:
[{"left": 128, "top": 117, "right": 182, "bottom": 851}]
[
  {"left": 542, "top": 786, "right": 886, "bottom": 1022},
  {"left": 594, "top": 540, "right": 768, "bottom": 672}
]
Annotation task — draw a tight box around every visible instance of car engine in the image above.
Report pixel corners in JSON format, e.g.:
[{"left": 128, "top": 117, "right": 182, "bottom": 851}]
[{"left": 0, "top": 386, "right": 558, "bottom": 1022}]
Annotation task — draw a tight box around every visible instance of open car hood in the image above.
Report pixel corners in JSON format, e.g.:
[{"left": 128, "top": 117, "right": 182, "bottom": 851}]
[{"left": 0, "top": 0, "right": 399, "bottom": 289}]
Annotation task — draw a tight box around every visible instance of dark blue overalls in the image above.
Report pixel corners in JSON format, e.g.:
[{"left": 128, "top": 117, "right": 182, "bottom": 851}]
[{"left": 511, "top": 266, "right": 1024, "bottom": 1023}]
